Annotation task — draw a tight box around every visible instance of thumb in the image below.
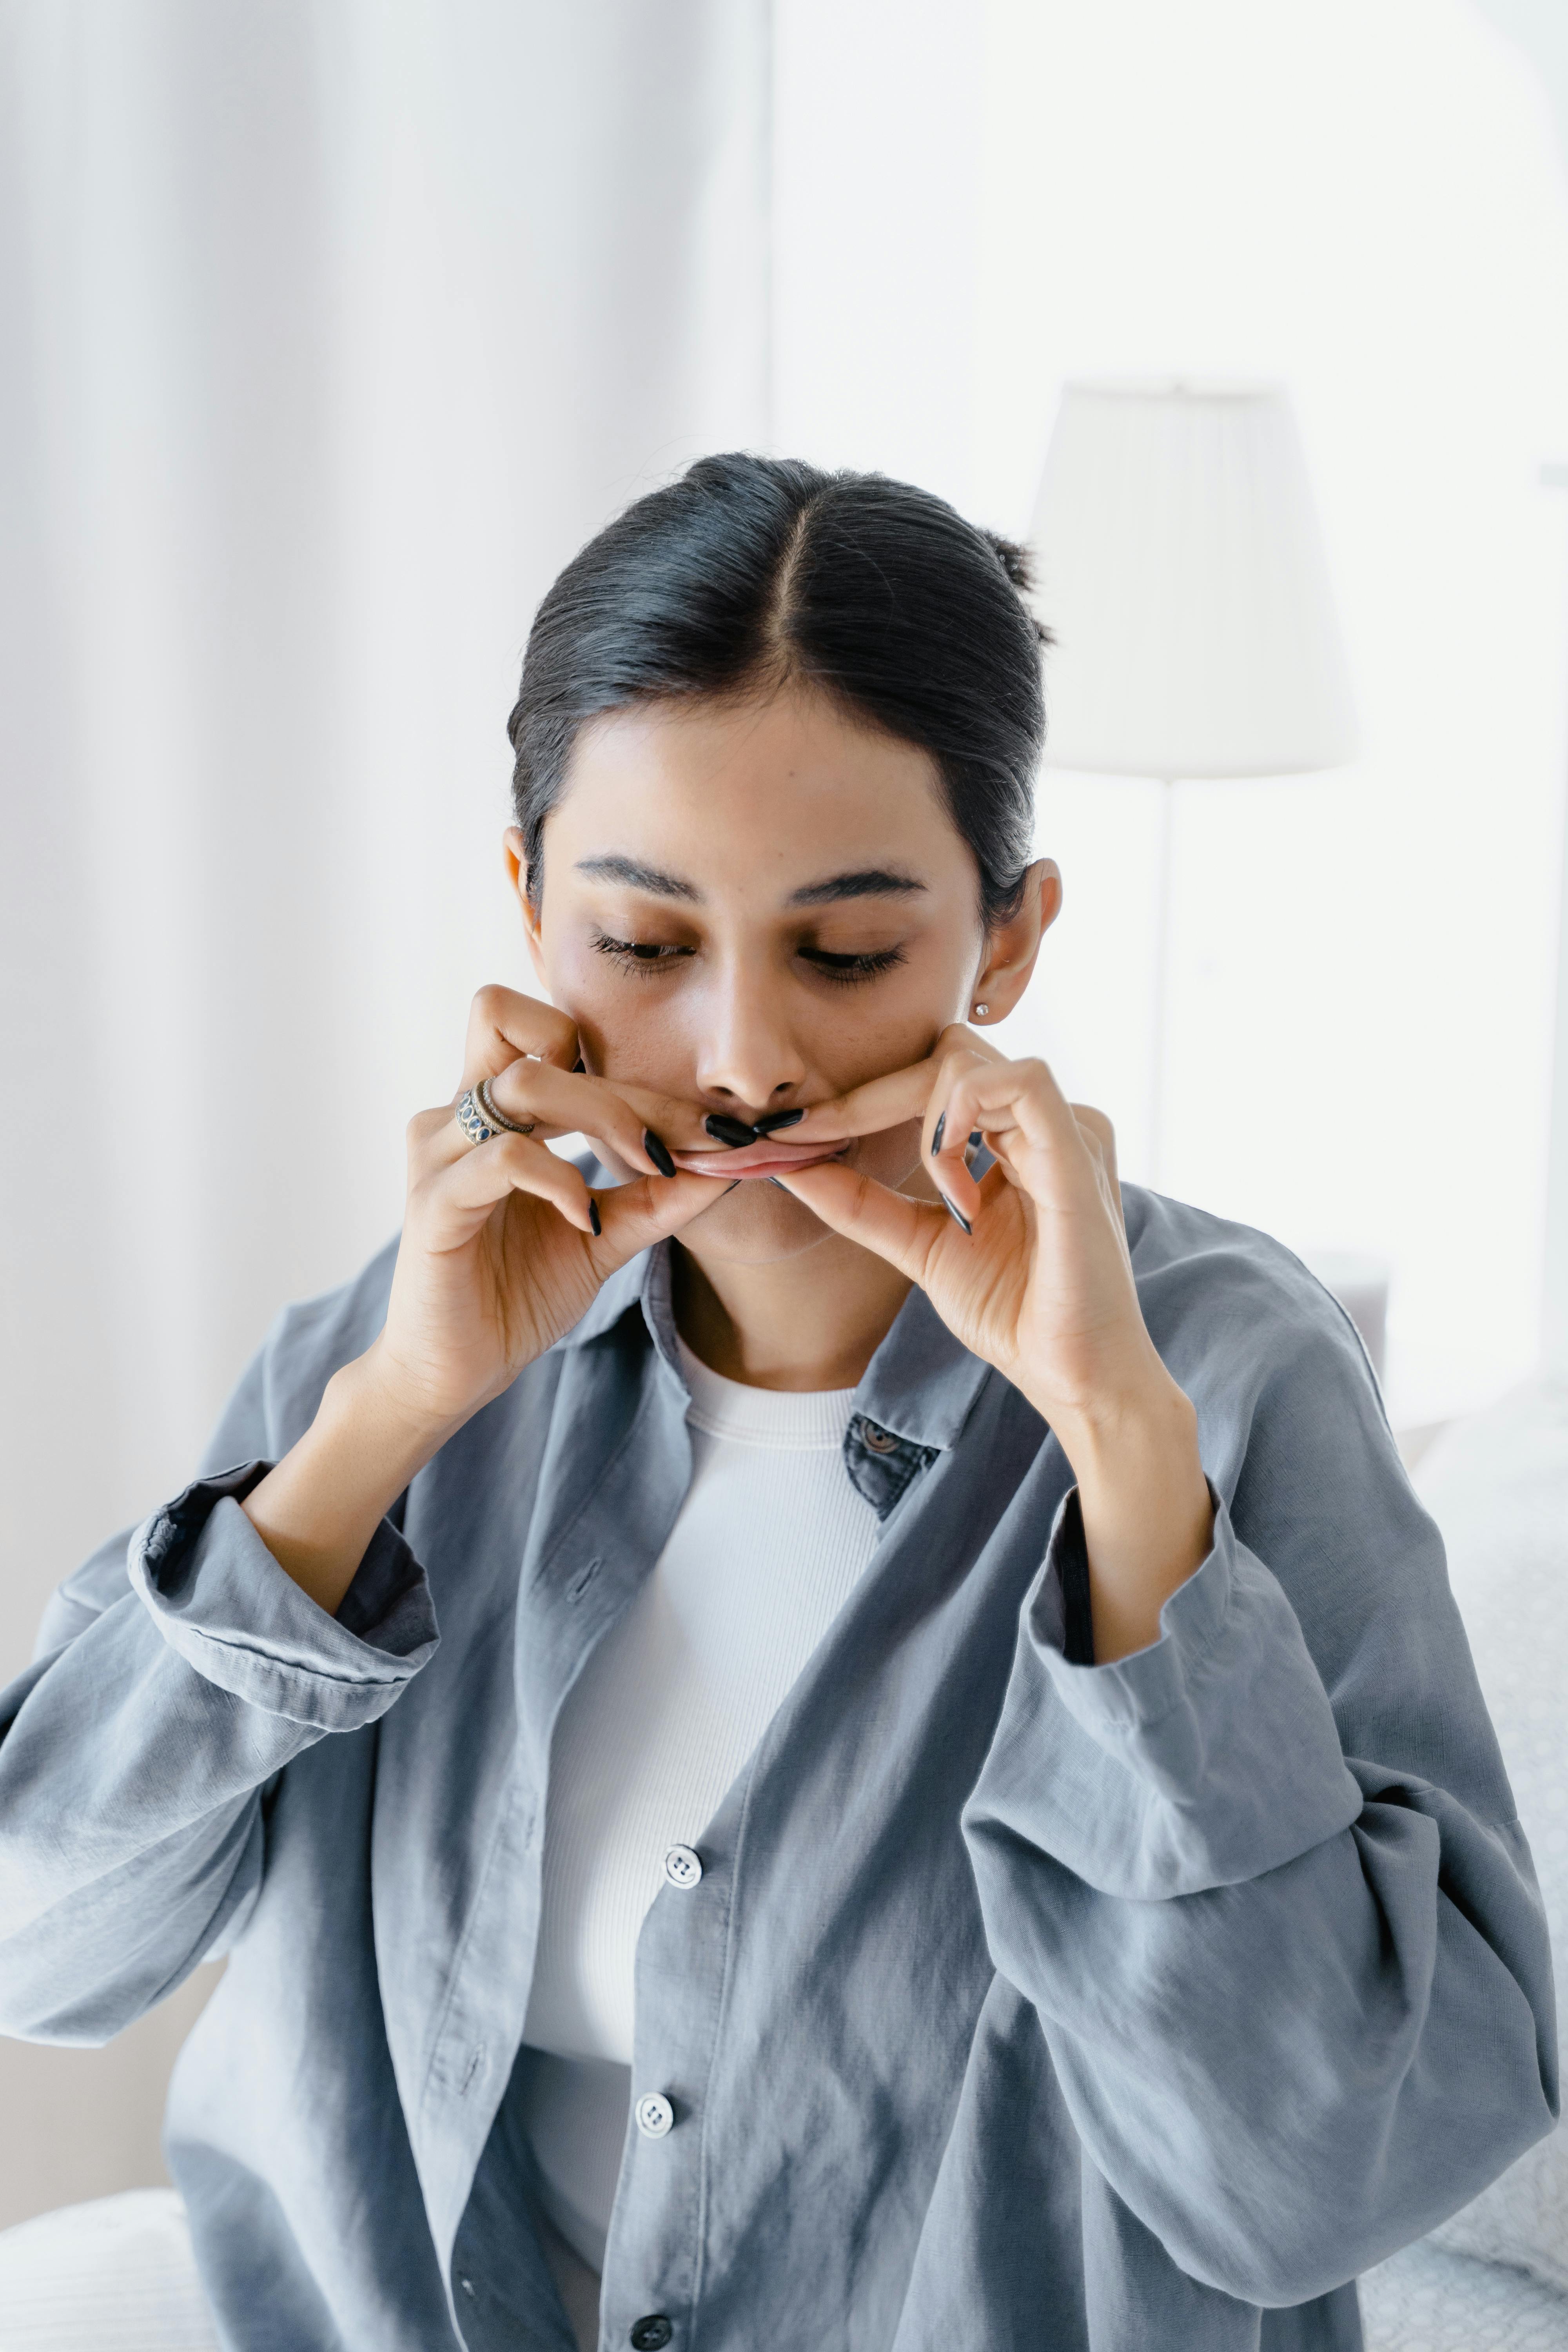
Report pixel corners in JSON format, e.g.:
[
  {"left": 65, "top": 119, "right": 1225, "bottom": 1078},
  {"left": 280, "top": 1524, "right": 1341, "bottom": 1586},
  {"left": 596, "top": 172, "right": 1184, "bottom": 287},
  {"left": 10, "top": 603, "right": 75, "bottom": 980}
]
[
  {"left": 592, "top": 1167, "right": 733, "bottom": 1269},
  {"left": 770, "top": 1161, "right": 947, "bottom": 1283}
]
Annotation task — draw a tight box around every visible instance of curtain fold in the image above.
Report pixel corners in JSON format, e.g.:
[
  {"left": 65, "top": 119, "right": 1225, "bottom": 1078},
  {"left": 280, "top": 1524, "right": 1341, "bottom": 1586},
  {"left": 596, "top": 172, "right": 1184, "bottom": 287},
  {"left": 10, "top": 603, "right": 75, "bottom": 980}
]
[{"left": 0, "top": 0, "right": 770, "bottom": 1685}]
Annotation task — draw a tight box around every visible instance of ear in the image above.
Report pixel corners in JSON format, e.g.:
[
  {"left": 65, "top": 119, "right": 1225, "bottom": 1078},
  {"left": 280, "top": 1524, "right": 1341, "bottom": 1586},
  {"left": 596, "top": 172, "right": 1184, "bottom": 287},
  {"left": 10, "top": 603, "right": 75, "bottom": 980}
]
[
  {"left": 969, "top": 859, "right": 1061, "bottom": 1024},
  {"left": 503, "top": 826, "right": 548, "bottom": 987}
]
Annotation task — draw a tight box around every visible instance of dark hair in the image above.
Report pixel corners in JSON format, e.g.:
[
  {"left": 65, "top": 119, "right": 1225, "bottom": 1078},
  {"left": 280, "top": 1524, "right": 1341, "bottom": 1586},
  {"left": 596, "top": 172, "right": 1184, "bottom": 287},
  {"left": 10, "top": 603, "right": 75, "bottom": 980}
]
[{"left": 507, "top": 454, "right": 1049, "bottom": 927}]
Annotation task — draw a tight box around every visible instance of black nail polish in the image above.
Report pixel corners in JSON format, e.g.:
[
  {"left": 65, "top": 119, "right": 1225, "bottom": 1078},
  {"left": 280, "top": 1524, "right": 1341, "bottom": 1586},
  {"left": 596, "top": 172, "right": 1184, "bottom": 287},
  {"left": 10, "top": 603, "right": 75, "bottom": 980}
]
[
  {"left": 939, "top": 1191, "right": 971, "bottom": 1235},
  {"left": 753, "top": 1107, "right": 804, "bottom": 1133},
  {"left": 705, "top": 1113, "right": 759, "bottom": 1147},
  {"left": 931, "top": 1111, "right": 946, "bottom": 1158},
  {"left": 588, "top": 1198, "right": 602, "bottom": 1237},
  {"left": 644, "top": 1128, "right": 677, "bottom": 1178},
  {"left": 968, "top": 1129, "right": 983, "bottom": 1149},
  {"left": 766, "top": 1175, "right": 788, "bottom": 1189}
]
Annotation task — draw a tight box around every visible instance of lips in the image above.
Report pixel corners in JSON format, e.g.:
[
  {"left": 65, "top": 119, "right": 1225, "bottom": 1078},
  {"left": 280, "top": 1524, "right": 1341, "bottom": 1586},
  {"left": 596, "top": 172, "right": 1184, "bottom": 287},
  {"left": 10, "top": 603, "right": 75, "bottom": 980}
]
[{"left": 672, "top": 1138, "right": 850, "bottom": 1181}]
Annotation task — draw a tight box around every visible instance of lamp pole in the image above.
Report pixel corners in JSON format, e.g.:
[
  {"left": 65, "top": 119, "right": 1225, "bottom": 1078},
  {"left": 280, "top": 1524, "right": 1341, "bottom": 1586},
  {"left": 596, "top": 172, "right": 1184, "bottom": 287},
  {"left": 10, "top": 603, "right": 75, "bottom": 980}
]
[{"left": 1147, "top": 775, "right": 1177, "bottom": 1191}]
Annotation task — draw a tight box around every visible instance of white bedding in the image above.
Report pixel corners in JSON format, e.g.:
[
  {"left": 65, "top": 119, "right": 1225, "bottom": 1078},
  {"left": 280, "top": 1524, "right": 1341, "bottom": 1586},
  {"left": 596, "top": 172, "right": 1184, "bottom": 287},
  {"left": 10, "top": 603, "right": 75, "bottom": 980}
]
[
  {"left": 0, "top": 2189, "right": 218, "bottom": 2352},
  {"left": 1359, "top": 2238, "right": 1568, "bottom": 2351}
]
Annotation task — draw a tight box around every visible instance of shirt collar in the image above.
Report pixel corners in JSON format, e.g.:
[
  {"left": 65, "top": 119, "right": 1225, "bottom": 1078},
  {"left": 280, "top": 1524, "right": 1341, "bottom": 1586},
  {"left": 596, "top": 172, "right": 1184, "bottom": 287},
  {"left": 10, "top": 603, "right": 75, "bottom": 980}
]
[{"left": 557, "top": 1242, "right": 991, "bottom": 1453}]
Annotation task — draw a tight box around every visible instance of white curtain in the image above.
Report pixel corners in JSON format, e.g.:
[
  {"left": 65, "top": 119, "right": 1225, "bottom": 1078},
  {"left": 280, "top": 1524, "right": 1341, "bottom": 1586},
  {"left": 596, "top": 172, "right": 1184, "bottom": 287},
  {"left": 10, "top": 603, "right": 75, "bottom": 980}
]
[
  {"left": 0, "top": 0, "right": 768, "bottom": 2229},
  {"left": 0, "top": 0, "right": 770, "bottom": 1677}
]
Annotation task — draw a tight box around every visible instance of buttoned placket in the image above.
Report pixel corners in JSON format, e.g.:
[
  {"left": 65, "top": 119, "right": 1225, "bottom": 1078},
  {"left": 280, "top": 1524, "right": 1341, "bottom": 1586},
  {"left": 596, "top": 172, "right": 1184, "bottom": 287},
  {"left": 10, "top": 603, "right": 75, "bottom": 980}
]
[{"left": 429, "top": 1242, "right": 993, "bottom": 2347}]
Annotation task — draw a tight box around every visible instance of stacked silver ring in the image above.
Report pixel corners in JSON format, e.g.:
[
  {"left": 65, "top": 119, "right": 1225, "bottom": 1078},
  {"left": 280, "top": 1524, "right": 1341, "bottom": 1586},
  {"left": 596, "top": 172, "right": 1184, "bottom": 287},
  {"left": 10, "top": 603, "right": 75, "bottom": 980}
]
[{"left": 454, "top": 1076, "right": 537, "bottom": 1146}]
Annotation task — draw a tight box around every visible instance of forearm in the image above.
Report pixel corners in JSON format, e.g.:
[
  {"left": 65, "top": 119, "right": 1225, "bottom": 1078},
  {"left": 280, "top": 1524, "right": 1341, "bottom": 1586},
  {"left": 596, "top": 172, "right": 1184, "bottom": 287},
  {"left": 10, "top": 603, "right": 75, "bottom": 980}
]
[
  {"left": 241, "top": 1347, "right": 454, "bottom": 1617},
  {"left": 1050, "top": 1377, "right": 1212, "bottom": 1663}
]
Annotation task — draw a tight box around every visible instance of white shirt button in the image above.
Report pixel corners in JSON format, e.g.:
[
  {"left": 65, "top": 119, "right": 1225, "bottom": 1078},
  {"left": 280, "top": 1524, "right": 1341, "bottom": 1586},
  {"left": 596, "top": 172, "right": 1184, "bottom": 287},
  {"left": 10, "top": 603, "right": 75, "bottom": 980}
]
[
  {"left": 663, "top": 1844, "right": 703, "bottom": 1889},
  {"left": 635, "top": 2091, "right": 675, "bottom": 2139}
]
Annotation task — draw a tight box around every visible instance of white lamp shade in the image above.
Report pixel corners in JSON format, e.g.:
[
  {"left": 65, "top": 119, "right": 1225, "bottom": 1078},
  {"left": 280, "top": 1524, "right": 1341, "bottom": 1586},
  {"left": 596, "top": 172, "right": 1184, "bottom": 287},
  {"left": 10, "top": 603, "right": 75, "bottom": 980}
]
[{"left": 1031, "top": 381, "right": 1358, "bottom": 779}]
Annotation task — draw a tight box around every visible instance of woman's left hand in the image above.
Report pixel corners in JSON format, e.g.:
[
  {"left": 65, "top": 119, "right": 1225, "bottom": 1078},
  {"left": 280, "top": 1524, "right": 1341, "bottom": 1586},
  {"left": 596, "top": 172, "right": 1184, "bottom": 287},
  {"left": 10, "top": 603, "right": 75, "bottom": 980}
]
[{"left": 775, "top": 1027, "right": 1214, "bottom": 1658}]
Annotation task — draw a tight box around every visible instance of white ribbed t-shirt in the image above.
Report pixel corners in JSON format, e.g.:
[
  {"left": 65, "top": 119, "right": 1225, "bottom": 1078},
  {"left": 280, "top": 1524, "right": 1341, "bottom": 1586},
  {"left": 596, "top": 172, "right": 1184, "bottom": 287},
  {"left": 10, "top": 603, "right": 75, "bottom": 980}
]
[{"left": 517, "top": 1336, "right": 881, "bottom": 2269}]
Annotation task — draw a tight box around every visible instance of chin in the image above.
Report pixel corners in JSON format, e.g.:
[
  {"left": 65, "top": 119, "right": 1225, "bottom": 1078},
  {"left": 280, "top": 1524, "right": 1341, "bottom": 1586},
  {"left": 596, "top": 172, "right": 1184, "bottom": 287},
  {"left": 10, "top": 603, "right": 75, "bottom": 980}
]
[{"left": 681, "top": 1179, "right": 838, "bottom": 1266}]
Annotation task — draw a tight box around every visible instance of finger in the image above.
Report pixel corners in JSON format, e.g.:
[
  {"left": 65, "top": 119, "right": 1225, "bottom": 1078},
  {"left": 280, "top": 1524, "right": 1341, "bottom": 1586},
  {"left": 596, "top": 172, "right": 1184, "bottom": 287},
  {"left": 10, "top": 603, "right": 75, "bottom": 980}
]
[
  {"left": 416, "top": 1113, "right": 733, "bottom": 1266},
  {"left": 461, "top": 984, "right": 580, "bottom": 1085},
  {"left": 592, "top": 1166, "right": 738, "bottom": 1268},
  {"left": 416, "top": 1129, "right": 603, "bottom": 1241},
  {"left": 768, "top": 1160, "right": 953, "bottom": 1284},
  {"left": 478, "top": 1060, "right": 692, "bottom": 1180},
  {"left": 1069, "top": 1101, "right": 1126, "bottom": 1235},
  {"left": 407, "top": 1102, "right": 478, "bottom": 1181},
  {"left": 923, "top": 1045, "right": 1011, "bottom": 1208},
  {"left": 933, "top": 1055, "right": 1100, "bottom": 1212},
  {"left": 788, "top": 1024, "right": 1006, "bottom": 1148},
  {"left": 781, "top": 1060, "right": 935, "bottom": 1146}
]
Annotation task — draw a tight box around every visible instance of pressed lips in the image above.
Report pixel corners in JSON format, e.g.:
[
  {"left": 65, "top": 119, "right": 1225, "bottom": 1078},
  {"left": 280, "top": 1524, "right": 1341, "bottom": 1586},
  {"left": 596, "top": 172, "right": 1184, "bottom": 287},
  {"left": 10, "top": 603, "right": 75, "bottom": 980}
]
[{"left": 674, "top": 1132, "right": 849, "bottom": 1180}]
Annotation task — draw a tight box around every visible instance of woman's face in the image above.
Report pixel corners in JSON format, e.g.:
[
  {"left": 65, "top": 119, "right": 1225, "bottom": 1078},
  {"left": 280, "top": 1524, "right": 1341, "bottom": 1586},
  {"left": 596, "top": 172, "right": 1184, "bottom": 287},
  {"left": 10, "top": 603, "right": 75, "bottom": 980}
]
[{"left": 510, "top": 685, "right": 1059, "bottom": 1265}]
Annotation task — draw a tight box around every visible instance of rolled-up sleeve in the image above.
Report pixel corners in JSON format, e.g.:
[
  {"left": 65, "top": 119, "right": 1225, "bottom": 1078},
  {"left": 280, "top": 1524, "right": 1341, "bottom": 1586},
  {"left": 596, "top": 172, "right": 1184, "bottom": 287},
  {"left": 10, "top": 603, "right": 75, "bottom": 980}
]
[
  {"left": 0, "top": 1283, "right": 437, "bottom": 2045},
  {"left": 982, "top": 1481, "right": 1363, "bottom": 1898},
  {"left": 962, "top": 1323, "right": 1558, "bottom": 2308},
  {"left": 131, "top": 1463, "right": 436, "bottom": 1731}
]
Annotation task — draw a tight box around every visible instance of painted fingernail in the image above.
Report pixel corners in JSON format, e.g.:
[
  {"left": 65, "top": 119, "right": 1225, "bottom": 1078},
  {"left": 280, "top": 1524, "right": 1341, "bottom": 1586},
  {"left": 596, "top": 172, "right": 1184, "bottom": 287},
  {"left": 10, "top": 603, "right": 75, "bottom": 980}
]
[
  {"left": 753, "top": 1107, "right": 804, "bottom": 1133},
  {"left": 588, "top": 1199, "right": 602, "bottom": 1237},
  {"left": 766, "top": 1175, "right": 789, "bottom": 1189},
  {"left": 968, "top": 1129, "right": 982, "bottom": 1148},
  {"left": 644, "top": 1128, "right": 677, "bottom": 1178},
  {"left": 939, "top": 1191, "right": 971, "bottom": 1235},
  {"left": 705, "top": 1113, "right": 760, "bottom": 1147},
  {"left": 931, "top": 1111, "right": 946, "bottom": 1158}
]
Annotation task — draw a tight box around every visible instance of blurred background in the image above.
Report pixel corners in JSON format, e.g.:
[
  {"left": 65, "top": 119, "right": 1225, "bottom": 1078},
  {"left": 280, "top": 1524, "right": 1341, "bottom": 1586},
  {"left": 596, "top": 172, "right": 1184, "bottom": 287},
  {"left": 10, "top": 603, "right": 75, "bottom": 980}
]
[{"left": 4, "top": 0, "right": 1568, "bottom": 2239}]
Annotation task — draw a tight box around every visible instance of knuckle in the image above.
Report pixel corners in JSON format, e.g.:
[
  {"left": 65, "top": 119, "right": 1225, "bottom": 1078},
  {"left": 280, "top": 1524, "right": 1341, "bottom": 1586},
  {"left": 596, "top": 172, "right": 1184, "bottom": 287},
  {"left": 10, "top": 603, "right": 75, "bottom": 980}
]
[{"left": 472, "top": 982, "right": 510, "bottom": 1026}]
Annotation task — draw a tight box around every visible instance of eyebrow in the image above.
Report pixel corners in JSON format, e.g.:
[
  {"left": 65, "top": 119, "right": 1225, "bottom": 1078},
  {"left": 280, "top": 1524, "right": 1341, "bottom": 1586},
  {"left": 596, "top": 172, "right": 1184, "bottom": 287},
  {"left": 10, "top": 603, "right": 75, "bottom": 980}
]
[
  {"left": 573, "top": 854, "right": 701, "bottom": 900},
  {"left": 572, "top": 855, "right": 929, "bottom": 908},
  {"left": 786, "top": 868, "right": 929, "bottom": 906}
]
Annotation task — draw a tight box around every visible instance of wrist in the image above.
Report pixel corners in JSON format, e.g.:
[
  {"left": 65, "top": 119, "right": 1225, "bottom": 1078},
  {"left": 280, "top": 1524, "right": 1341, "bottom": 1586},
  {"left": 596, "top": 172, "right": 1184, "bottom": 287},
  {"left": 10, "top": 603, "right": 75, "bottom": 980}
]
[
  {"left": 1049, "top": 1370, "right": 1201, "bottom": 1499},
  {"left": 240, "top": 1352, "right": 452, "bottom": 1620},
  {"left": 332, "top": 1345, "right": 463, "bottom": 1488},
  {"left": 1049, "top": 1377, "right": 1214, "bottom": 1666}
]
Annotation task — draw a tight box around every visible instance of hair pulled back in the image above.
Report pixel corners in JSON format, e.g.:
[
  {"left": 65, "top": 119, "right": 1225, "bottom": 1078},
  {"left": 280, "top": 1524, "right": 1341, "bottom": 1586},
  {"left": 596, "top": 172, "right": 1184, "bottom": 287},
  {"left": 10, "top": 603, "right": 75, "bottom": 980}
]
[{"left": 507, "top": 454, "right": 1049, "bottom": 928}]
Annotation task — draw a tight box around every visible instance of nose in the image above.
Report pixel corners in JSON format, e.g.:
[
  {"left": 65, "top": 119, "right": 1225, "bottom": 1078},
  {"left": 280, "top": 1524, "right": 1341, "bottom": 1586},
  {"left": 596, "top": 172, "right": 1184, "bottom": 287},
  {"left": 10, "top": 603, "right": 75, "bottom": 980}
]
[{"left": 693, "top": 953, "right": 807, "bottom": 1114}]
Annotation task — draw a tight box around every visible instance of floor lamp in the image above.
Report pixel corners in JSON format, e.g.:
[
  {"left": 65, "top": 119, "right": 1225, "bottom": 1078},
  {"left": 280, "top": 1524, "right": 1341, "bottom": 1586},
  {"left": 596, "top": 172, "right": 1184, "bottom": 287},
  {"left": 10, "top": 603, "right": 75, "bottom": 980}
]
[{"left": 1029, "top": 381, "right": 1358, "bottom": 1188}]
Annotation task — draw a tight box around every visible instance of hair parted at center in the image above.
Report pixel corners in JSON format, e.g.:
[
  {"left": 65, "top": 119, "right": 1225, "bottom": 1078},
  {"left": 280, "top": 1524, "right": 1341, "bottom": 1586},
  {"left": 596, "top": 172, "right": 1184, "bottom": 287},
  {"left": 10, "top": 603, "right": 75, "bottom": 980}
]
[{"left": 506, "top": 454, "right": 1051, "bottom": 927}]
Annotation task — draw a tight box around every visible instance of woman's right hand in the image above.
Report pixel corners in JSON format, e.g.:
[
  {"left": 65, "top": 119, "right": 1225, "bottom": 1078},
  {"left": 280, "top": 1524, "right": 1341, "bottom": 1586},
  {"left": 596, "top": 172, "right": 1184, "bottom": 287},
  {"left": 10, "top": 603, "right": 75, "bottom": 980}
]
[
  {"left": 369, "top": 985, "right": 727, "bottom": 1438},
  {"left": 242, "top": 986, "right": 724, "bottom": 1615}
]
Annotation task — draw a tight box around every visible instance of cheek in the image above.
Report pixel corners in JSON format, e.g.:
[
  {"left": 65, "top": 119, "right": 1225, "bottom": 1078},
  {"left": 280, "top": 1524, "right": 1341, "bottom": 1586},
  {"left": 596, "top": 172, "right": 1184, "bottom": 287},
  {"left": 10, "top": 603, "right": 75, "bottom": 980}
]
[{"left": 557, "top": 964, "right": 696, "bottom": 1091}]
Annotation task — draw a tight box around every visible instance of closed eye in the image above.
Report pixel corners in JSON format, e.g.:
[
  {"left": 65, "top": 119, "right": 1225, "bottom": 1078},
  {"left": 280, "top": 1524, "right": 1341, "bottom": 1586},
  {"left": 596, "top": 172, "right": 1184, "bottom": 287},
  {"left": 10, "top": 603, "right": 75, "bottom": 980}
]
[
  {"left": 801, "top": 945, "right": 907, "bottom": 985},
  {"left": 592, "top": 931, "right": 693, "bottom": 976}
]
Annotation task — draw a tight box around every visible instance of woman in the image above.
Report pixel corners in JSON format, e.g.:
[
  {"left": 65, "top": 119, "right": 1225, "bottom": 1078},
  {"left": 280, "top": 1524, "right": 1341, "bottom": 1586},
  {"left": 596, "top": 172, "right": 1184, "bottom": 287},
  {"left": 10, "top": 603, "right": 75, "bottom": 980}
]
[{"left": 0, "top": 456, "right": 1554, "bottom": 2352}]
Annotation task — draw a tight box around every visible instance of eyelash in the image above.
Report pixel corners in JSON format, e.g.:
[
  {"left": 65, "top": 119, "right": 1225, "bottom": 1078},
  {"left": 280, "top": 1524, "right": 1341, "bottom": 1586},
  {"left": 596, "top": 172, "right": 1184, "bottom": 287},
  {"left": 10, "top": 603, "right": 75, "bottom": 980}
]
[
  {"left": 590, "top": 934, "right": 907, "bottom": 987},
  {"left": 806, "top": 945, "right": 907, "bottom": 986}
]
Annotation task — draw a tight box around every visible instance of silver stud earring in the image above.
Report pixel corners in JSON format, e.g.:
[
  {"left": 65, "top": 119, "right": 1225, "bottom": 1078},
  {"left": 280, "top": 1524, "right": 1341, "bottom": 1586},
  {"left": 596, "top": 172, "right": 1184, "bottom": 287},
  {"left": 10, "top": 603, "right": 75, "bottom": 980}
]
[{"left": 973, "top": 1002, "right": 989, "bottom": 1018}]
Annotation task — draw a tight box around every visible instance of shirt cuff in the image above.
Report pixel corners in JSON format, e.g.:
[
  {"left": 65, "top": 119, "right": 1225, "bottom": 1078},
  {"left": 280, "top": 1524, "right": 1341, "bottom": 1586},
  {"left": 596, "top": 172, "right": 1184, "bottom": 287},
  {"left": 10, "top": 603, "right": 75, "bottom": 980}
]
[
  {"left": 965, "top": 1480, "right": 1363, "bottom": 1899},
  {"left": 128, "top": 1462, "right": 439, "bottom": 1732}
]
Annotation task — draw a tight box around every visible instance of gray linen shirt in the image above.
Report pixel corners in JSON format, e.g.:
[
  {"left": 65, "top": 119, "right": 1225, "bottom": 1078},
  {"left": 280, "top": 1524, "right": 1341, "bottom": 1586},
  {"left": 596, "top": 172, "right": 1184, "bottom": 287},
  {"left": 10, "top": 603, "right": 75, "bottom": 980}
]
[{"left": 0, "top": 1183, "right": 1556, "bottom": 2351}]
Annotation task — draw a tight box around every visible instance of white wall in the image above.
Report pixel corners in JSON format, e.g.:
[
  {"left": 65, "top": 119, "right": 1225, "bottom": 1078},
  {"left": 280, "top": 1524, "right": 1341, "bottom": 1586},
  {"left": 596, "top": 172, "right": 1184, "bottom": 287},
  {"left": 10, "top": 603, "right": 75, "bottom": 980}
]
[{"left": 775, "top": 0, "right": 1568, "bottom": 1429}]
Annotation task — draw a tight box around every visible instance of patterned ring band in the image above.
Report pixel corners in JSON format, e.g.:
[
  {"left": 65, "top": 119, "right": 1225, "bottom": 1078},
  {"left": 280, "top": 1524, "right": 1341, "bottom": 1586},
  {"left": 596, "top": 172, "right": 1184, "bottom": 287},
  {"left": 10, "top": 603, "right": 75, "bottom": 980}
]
[{"left": 454, "top": 1077, "right": 537, "bottom": 1147}]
